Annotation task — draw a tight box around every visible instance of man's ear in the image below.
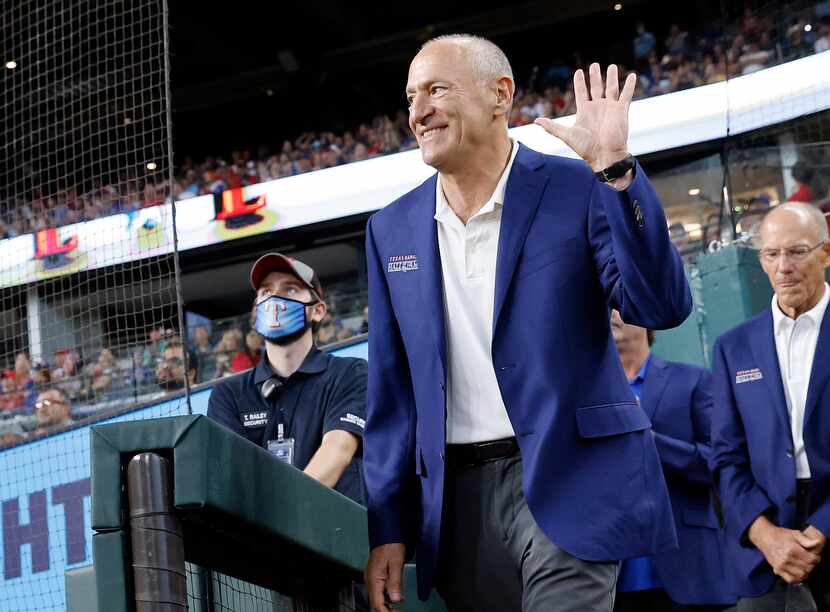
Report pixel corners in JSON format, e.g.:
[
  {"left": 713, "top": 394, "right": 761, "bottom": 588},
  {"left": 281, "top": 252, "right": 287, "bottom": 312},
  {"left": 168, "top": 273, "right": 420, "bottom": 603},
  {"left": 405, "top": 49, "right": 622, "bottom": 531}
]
[
  {"left": 310, "top": 301, "right": 327, "bottom": 323},
  {"left": 493, "top": 75, "right": 515, "bottom": 118},
  {"left": 820, "top": 241, "right": 830, "bottom": 270}
]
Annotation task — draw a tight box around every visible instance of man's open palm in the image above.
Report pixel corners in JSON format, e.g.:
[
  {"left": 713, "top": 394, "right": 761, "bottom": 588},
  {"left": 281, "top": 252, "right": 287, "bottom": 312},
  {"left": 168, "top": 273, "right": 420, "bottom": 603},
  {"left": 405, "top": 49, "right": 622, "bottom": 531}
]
[{"left": 535, "top": 63, "right": 635, "bottom": 172}]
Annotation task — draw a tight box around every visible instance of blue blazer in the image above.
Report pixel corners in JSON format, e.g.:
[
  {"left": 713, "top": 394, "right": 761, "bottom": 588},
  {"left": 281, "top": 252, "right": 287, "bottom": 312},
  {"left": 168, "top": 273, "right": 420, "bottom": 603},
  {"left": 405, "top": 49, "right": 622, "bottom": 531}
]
[
  {"left": 644, "top": 355, "right": 734, "bottom": 605},
  {"left": 711, "top": 308, "right": 830, "bottom": 597},
  {"left": 364, "top": 144, "right": 693, "bottom": 600}
]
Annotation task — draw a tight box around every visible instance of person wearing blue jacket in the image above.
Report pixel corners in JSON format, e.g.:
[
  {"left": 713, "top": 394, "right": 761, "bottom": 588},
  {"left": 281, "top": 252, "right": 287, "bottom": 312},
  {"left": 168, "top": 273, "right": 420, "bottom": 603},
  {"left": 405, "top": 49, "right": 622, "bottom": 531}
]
[
  {"left": 611, "top": 310, "right": 733, "bottom": 611},
  {"left": 362, "top": 34, "right": 691, "bottom": 612},
  {"left": 711, "top": 202, "right": 830, "bottom": 611}
]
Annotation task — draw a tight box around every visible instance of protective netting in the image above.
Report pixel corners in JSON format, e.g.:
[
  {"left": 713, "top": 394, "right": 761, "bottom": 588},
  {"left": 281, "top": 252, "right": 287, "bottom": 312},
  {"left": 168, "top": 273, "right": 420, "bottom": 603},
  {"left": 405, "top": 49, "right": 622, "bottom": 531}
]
[
  {"left": 664, "top": 0, "right": 830, "bottom": 261},
  {"left": 185, "top": 564, "right": 360, "bottom": 612},
  {"left": 0, "top": 0, "right": 188, "bottom": 610}
]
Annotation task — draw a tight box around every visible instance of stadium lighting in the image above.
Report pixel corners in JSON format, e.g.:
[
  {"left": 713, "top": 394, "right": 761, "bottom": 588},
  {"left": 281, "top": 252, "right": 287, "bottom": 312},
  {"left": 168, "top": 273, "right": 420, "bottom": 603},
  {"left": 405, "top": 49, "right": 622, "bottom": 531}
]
[
  {"left": 805, "top": 24, "right": 813, "bottom": 32},
  {"left": 684, "top": 222, "right": 703, "bottom": 239},
  {"left": 613, "top": 3, "right": 623, "bottom": 10},
  {"left": 146, "top": 162, "right": 158, "bottom": 170},
  {"left": 688, "top": 187, "right": 701, "bottom": 196},
  {"left": 5, "top": 60, "right": 17, "bottom": 69},
  {"left": 266, "top": 89, "right": 275, "bottom": 96}
]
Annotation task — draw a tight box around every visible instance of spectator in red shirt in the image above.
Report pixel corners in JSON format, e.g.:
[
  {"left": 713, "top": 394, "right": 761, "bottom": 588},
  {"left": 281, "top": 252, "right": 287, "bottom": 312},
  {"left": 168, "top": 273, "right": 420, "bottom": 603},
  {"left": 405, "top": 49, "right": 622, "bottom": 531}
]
[
  {"left": 788, "top": 160, "right": 816, "bottom": 203},
  {"left": 0, "top": 372, "right": 23, "bottom": 412},
  {"left": 231, "top": 330, "right": 263, "bottom": 373}
]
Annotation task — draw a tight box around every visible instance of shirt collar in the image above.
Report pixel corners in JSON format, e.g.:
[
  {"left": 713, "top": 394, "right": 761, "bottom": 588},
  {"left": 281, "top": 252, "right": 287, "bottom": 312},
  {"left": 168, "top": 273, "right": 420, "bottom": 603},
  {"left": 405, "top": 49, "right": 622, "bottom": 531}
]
[
  {"left": 434, "top": 138, "right": 520, "bottom": 225},
  {"left": 630, "top": 353, "right": 652, "bottom": 384},
  {"left": 772, "top": 282, "right": 830, "bottom": 335},
  {"left": 253, "top": 346, "right": 329, "bottom": 384}
]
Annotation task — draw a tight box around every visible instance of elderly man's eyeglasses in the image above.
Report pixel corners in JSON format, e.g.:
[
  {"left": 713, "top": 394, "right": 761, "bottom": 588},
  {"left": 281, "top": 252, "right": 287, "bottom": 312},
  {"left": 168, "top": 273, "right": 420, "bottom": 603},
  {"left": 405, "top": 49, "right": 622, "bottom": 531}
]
[
  {"left": 758, "top": 242, "right": 826, "bottom": 263},
  {"left": 35, "top": 399, "right": 65, "bottom": 410}
]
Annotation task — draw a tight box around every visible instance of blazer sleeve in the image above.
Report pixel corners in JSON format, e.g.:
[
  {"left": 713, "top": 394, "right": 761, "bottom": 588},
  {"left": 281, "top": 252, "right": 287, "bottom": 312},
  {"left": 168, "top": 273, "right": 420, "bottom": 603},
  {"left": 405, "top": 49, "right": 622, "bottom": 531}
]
[
  {"left": 653, "top": 368, "right": 714, "bottom": 485},
  {"left": 587, "top": 161, "right": 692, "bottom": 330},
  {"left": 710, "top": 338, "right": 774, "bottom": 544},
  {"left": 363, "top": 216, "right": 419, "bottom": 552}
]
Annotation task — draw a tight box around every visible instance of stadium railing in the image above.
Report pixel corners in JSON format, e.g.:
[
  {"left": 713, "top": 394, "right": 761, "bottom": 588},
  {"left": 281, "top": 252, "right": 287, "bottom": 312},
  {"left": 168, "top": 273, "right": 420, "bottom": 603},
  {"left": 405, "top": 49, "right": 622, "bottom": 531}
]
[{"left": 88, "top": 414, "right": 447, "bottom": 612}]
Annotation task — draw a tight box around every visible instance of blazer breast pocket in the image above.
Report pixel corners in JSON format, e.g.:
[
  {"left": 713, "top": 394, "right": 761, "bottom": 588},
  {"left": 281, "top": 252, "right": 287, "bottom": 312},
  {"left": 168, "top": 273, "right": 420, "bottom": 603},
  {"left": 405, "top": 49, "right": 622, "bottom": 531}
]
[{"left": 515, "top": 237, "right": 578, "bottom": 282}]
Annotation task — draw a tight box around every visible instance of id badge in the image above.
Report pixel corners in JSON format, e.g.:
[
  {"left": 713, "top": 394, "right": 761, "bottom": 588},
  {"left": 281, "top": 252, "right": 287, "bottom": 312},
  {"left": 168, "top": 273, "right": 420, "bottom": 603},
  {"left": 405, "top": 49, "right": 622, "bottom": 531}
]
[{"left": 267, "top": 437, "right": 295, "bottom": 466}]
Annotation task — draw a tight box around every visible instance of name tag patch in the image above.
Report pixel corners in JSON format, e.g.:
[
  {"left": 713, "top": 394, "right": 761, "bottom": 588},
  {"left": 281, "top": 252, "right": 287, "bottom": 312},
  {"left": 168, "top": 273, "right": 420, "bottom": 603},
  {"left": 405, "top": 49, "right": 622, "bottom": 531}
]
[
  {"left": 735, "top": 368, "right": 763, "bottom": 384},
  {"left": 340, "top": 413, "right": 366, "bottom": 429},
  {"left": 388, "top": 254, "right": 418, "bottom": 273},
  {"left": 242, "top": 411, "right": 268, "bottom": 428}
]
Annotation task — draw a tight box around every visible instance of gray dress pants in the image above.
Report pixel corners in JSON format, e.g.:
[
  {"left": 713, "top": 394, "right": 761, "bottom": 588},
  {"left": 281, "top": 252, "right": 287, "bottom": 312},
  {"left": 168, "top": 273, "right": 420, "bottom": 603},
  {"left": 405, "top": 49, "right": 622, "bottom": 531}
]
[{"left": 434, "top": 454, "right": 619, "bottom": 612}]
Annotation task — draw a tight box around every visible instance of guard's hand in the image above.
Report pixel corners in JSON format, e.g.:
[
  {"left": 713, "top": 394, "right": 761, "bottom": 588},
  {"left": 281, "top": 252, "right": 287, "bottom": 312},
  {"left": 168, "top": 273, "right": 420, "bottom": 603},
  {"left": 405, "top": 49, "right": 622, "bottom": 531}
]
[
  {"left": 750, "top": 517, "right": 821, "bottom": 583},
  {"left": 364, "top": 543, "right": 406, "bottom": 612},
  {"left": 535, "top": 63, "right": 635, "bottom": 174}
]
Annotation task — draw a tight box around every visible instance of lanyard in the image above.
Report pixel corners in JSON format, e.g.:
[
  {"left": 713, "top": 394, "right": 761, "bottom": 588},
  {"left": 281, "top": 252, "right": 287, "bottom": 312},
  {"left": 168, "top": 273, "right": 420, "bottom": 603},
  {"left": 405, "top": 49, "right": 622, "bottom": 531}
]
[
  {"left": 277, "top": 411, "right": 285, "bottom": 441},
  {"left": 270, "top": 378, "right": 308, "bottom": 443}
]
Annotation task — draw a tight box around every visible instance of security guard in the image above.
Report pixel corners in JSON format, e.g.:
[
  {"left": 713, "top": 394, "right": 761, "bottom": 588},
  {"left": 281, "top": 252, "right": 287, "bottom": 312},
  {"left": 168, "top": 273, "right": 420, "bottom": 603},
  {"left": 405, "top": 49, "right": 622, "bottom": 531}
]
[{"left": 208, "top": 253, "right": 367, "bottom": 504}]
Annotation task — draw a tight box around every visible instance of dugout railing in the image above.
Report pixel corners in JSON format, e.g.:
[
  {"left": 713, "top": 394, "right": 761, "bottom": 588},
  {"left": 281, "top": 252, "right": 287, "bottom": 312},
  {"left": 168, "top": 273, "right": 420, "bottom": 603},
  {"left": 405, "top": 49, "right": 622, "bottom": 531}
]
[{"left": 87, "top": 414, "right": 447, "bottom": 612}]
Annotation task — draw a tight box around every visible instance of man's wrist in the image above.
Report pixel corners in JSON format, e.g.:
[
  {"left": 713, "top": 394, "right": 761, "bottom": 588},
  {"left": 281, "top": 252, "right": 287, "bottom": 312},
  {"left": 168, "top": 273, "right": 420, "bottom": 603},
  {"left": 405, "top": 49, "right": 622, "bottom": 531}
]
[
  {"left": 606, "top": 169, "right": 634, "bottom": 191},
  {"left": 593, "top": 154, "right": 635, "bottom": 190},
  {"left": 590, "top": 152, "right": 631, "bottom": 173},
  {"left": 748, "top": 515, "right": 773, "bottom": 549}
]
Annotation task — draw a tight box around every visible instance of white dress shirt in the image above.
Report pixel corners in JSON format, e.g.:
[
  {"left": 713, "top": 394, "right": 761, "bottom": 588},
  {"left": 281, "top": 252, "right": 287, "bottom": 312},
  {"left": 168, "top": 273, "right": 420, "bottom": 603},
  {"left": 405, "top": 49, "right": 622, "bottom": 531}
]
[
  {"left": 772, "top": 282, "right": 830, "bottom": 479},
  {"left": 435, "top": 140, "right": 519, "bottom": 444}
]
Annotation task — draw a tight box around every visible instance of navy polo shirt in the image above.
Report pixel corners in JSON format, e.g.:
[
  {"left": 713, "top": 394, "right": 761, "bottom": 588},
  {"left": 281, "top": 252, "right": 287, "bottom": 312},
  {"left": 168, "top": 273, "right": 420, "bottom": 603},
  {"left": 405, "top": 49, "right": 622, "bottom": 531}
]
[{"left": 207, "top": 347, "right": 367, "bottom": 504}]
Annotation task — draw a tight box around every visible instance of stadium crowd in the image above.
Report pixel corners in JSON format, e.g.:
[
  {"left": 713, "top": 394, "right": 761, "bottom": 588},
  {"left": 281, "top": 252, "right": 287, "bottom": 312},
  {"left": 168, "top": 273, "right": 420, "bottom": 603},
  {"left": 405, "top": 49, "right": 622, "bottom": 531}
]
[
  {"left": 0, "top": 296, "right": 369, "bottom": 446},
  {"left": 0, "top": 4, "right": 828, "bottom": 239}
]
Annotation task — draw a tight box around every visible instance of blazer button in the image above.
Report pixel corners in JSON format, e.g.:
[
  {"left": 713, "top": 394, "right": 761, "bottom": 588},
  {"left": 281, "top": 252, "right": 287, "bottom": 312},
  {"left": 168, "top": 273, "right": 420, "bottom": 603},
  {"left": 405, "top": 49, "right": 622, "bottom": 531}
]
[{"left": 786, "top": 450, "right": 794, "bottom": 458}]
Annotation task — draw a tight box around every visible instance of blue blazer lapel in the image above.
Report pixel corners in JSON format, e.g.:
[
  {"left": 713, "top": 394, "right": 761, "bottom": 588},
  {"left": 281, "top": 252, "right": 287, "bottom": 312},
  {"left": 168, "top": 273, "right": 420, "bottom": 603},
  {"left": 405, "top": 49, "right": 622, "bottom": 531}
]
[
  {"left": 750, "top": 310, "right": 791, "bottom": 434},
  {"left": 493, "top": 145, "right": 549, "bottom": 331},
  {"left": 407, "top": 174, "right": 447, "bottom": 380},
  {"left": 805, "top": 307, "right": 830, "bottom": 425},
  {"left": 641, "top": 355, "right": 670, "bottom": 421}
]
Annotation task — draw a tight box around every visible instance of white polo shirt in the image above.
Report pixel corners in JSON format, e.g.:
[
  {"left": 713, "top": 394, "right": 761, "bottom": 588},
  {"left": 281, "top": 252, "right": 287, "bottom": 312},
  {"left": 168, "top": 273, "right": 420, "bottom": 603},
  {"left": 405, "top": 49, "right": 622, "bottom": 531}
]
[
  {"left": 772, "top": 282, "right": 830, "bottom": 479},
  {"left": 435, "top": 140, "right": 519, "bottom": 444}
]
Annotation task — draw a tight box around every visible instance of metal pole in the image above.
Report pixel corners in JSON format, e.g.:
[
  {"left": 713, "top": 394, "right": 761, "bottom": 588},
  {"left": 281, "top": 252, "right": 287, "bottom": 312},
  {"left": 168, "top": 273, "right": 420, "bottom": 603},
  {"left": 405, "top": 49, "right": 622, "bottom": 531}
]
[
  {"left": 162, "top": 0, "right": 193, "bottom": 415},
  {"left": 127, "top": 452, "right": 187, "bottom": 611},
  {"left": 26, "top": 286, "right": 43, "bottom": 364}
]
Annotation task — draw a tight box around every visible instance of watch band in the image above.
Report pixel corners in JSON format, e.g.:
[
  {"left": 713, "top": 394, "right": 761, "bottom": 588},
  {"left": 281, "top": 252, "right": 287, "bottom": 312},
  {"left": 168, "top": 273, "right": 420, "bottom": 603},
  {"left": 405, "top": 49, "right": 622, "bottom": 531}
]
[{"left": 595, "top": 154, "right": 635, "bottom": 183}]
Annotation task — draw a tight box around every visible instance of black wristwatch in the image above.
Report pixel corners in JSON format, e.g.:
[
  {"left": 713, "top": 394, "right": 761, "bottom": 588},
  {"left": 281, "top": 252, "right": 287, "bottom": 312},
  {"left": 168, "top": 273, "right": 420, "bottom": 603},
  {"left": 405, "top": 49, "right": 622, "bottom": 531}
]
[{"left": 595, "top": 154, "right": 636, "bottom": 183}]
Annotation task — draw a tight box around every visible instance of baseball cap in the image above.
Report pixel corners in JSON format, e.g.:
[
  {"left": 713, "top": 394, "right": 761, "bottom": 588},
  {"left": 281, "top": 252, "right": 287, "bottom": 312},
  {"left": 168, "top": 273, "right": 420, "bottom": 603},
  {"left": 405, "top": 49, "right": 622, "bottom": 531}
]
[{"left": 250, "top": 253, "right": 324, "bottom": 300}]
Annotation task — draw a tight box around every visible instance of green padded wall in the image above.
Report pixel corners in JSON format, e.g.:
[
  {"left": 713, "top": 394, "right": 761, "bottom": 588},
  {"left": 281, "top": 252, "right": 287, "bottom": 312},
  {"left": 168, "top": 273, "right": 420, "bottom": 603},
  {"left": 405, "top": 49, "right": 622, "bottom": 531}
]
[
  {"left": 697, "top": 245, "right": 773, "bottom": 362},
  {"left": 92, "top": 531, "right": 131, "bottom": 612},
  {"left": 652, "top": 266, "right": 706, "bottom": 367},
  {"left": 90, "top": 415, "right": 449, "bottom": 611},
  {"left": 653, "top": 246, "right": 776, "bottom": 367}
]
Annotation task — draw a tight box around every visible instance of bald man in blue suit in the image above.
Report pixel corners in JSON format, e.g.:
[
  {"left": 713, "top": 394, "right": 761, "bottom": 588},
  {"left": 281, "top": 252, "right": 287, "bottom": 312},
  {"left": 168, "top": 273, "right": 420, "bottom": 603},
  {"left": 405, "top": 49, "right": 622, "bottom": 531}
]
[
  {"left": 711, "top": 203, "right": 830, "bottom": 611},
  {"left": 363, "top": 34, "right": 692, "bottom": 612}
]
